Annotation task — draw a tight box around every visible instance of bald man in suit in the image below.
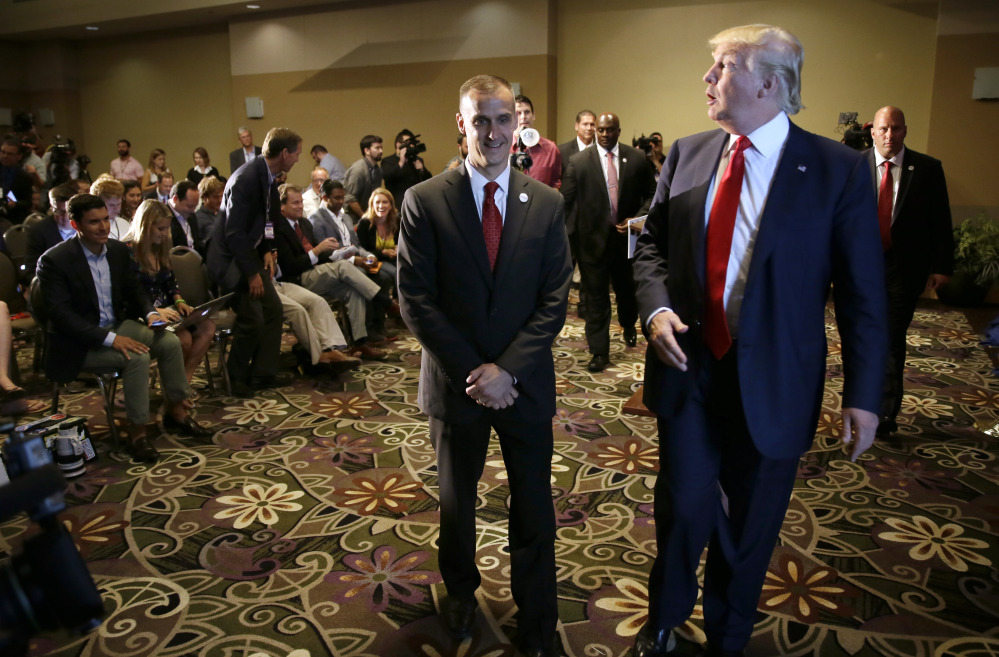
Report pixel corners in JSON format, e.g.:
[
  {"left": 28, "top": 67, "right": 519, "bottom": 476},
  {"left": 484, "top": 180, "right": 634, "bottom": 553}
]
[{"left": 865, "top": 105, "right": 953, "bottom": 436}]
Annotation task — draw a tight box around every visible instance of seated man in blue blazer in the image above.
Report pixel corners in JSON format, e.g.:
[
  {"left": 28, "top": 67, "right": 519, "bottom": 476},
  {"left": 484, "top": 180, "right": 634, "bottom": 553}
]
[{"left": 37, "top": 194, "right": 211, "bottom": 462}]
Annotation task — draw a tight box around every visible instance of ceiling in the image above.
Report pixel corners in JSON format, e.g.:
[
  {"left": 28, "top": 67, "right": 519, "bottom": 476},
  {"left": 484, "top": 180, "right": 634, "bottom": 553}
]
[{"left": 0, "top": 0, "right": 362, "bottom": 41}]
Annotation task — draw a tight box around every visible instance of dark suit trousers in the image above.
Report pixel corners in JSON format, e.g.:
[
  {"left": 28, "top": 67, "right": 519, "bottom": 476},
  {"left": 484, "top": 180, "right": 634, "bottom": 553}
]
[
  {"left": 430, "top": 412, "right": 558, "bottom": 645},
  {"left": 880, "top": 256, "right": 920, "bottom": 421},
  {"left": 227, "top": 273, "right": 283, "bottom": 383},
  {"left": 579, "top": 227, "right": 637, "bottom": 355},
  {"left": 646, "top": 346, "right": 799, "bottom": 652}
]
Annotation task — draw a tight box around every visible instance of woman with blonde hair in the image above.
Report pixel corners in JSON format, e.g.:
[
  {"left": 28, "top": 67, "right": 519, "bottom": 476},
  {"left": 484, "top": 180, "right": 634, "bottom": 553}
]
[
  {"left": 124, "top": 200, "right": 216, "bottom": 389},
  {"left": 356, "top": 187, "right": 399, "bottom": 285},
  {"left": 140, "top": 148, "right": 169, "bottom": 194}
]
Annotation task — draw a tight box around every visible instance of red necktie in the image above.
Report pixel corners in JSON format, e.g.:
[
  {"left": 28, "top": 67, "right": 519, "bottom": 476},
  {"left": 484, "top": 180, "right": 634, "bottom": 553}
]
[
  {"left": 606, "top": 150, "right": 619, "bottom": 224},
  {"left": 295, "top": 221, "right": 313, "bottom": 252},
  {"left": 704, "top": 135, "right": 751, "bottom": 360},
  {"left": 483, "top": 181, "right": 502, "bottom": 271},
  {"left": 878, "top": 162, "right": 893, "bottom": 250}
]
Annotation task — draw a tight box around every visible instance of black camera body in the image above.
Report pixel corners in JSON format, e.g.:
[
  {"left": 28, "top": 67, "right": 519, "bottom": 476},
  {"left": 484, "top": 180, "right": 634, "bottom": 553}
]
[
  {"left": 633, "top": 134, "right": 655, "bottom": 155},
  {"left": 404, "top": 135, "right": 427, "bottom": 164},
  {"left": 0, "top": 426, "right": 104, "bottom": 656}
]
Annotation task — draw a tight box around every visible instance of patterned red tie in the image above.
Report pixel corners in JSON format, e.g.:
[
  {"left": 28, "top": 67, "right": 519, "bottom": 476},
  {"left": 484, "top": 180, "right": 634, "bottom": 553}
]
[
  {"left": 878, "top": 162, "right": 893, "bottom": 250},
  {"left": 704, "top": 135, "right": 751, "bottom": 360},
  {"left": 606, "top": 150, "right": 619, "bottom": 224},
  {"left": 483, "top": 181, "right": 502, "bottom": 271},
  {"left": 295, "top": 221, "right": 313, "bottom": 252}
]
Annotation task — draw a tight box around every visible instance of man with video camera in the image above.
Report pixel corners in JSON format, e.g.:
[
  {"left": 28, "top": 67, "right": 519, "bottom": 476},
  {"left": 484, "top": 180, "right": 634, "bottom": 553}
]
[{"left": 381, "top": 129, "right": 431, "bottom": 205}]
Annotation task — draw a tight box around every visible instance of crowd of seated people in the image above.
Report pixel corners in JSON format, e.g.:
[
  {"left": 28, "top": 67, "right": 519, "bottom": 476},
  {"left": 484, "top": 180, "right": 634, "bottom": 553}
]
[{"left": 0, "top": 127, "right": 425, "bottom": 445}]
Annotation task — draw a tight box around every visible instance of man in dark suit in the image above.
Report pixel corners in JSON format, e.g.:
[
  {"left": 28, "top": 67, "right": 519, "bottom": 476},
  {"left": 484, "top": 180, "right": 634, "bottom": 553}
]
[
  {"left": 167, "top": 179, "right": 204, "bottom": 254},
  {"left": 630, "top": 25, "right": 887, "bottom": 657},
  {"left": 1, "top": 137, "right": 34, "bottom": 224},
  {"left": 557, "top": 109, "right": 596, "bottom": 181},
  {"left": 36, "top": 194, "right": 209, "bottom": 463},
  {"left": 562, "top": 112, "right": 655, "bottom": 372},
  {"left": 24, "top": 183, "right": 77, "bottom": 283},
  {"left": 207, "top": 127, "right": 301, "bottom": 396},
  {"left": 143, "top": 171, "right": 174, "bottom": 203},
  {"left": 866, "top": 105, "right": 953, "bottom": 436},
  {"left": 272, "top": 183, "right": 389, "bottom": 360},
  {"left": 229, "top": 126, "right": 262, "bottom": 176},
  {"left": 398, "top": 74, "right": 571, "bottom": 657}
]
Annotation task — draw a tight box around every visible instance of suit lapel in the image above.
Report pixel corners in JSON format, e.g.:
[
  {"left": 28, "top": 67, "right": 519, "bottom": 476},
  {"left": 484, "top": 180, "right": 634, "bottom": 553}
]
[
  {"left": 745, "top": 123, "right": 808, "bottom": 282},
  {"left": 69, "top": 237, "right": 101, "bottom": 313},
  {"left": 493, "top": 171, "right": 530, "bottom": 287},
  {"left": 443, "top": 167, "right": 493, "bottom": 286},
  {"left": 691, "top": 130, "right": 729, "bottom": 283},
  {"left": 894, "top": 149, "right": 915, "bottom": 220}
]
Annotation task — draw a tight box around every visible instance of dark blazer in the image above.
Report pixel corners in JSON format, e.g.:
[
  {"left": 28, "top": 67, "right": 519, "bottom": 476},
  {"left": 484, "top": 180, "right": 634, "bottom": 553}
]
[
  {"left": 557, "top": 139, "right": 582, "bottom": 181},
  {"left": 633, "top": 122, "right": 888, "bottom": 459},
  {"left": 1, "top": 165, "right": 34, "bottom": 224},
  {"left": 272, "top": 215, "right": 329, "bottom": 286},
  {"left": 24, "top": 215, "right": 63, "bottom": 282},
  {"left": 561, "top": 142, "right": 655, "bottom": 262},
  {"left": 229, "top": 146, "right": 262, "bottom": 176},
  {"left": 356, "top": 218, "right": 398, "bottom": 262},
  {"left": 170, "top": 209, "right": 204, "bottom": 255},
  {"left": 36, "top": 237, "right": 154, "bottom": 382},
  {"left": 865, "top": 147, "right": 953, "bottom": 298},
  {"left": 143, "top": 190, "right": 171, "bottom": 203},
  {"left": 397, "top": 166, "right": 571, "bottom": 424},
  {"left": 206, "top": 156, "right": 274, "bottom": 290}
]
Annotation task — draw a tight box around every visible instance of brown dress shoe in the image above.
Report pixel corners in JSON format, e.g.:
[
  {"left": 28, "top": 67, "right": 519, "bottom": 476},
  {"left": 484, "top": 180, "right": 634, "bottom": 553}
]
[
  {"left": 350, "top": 343, "right": 387, "bottom": 360},
  {"left": 320, "top": 350, "right": 362, "bottom": 370}
]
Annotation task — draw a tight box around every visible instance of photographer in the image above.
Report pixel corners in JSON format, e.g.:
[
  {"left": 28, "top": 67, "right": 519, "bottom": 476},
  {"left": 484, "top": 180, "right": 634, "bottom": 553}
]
[
  {"left": 513, "top": 95, "right": 562, "bottom": 188},
  {"left": 381, "top": 129, "right": 431, "bottom": 205},
  {"left": 0, "top": 138, "right": 34, "bottom": 224}
]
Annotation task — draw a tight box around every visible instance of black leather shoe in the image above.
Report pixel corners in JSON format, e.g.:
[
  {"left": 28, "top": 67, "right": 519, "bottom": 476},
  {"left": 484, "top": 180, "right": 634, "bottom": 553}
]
[
  {"left": 127, "top": 437, "right": 160, "bottom": 463},
  {"left": 632, "top": 627, "right": 676, "bottom": 657},
  {"left": 164, "top": 414, "right": 213, "bottom": 438},
  {"left": 230, "top": 380, "right": 254, "bottom": 398},
  {"left": 876, "top": 417, "right": 898, "bottom": 436},
  {"left": 587, "top": 354, "right": 609, "bottom": 373},
  {"left": 515, "top": 635, "right": 564, "bottom": 657},
  {"left": 624, "top": 327, "right": 638, "bottom": 347},
  {"left": 439, "top": 595, "right": 477, "bottom": 639},
  {"left": 252, "top": 372, "right": 295, "bottom": 389}
]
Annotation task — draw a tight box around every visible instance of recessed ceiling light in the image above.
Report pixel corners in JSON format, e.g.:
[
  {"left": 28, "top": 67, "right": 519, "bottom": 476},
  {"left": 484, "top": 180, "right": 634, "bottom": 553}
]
[
  {"left": 246, "top": 4, "right": 260, "bottom": 8},
  {"left": 85, "top": 26, "right": 99, "bottom": 30}
]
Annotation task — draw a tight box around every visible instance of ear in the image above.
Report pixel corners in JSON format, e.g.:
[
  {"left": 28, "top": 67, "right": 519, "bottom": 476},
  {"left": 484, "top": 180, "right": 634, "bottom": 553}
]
[
  {"left": 758, "top": 72, "right": 779, "bottom": 99},
  {"left": 456, "top": 112, "right": 466, "bottom": 135}
]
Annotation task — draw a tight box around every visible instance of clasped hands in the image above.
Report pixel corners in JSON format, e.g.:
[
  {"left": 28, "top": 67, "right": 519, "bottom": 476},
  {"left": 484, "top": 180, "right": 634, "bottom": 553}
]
[{"left": 465, "top": 363, "right": 517, "bottom": 409}]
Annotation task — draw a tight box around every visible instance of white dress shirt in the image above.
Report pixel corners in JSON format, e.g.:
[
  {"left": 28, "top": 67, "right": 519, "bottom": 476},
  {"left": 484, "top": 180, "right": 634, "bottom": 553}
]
[
  {"left": 466, "top": 159, "right": 511, "bottom": 225},
  {"left": 704, "top": 111, "right": 790, "bottom": 338}
]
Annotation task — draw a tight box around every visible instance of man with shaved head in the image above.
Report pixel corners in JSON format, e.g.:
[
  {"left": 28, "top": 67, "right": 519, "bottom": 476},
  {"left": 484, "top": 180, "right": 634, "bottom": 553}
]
[
  {"left": 867, "top": 105, "right": 953, "bottom": 437},
  {"left": 561, "top": 111, "right": 655, "bottom": 372}
]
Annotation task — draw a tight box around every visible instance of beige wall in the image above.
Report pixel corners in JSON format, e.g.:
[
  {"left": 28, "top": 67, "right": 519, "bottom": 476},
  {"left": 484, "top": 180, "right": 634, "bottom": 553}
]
[
  {"left": 556, "top": 0, "right": 938, "bottom": 150},
  {"left": 76, "top": 26, "right": 233, "bottom": 182},
  {"left": 226, "top": 0, "right": 554, "bottom": 185},
  {"left": 928, "top": 33, "right": 999, "bottom": 218}
]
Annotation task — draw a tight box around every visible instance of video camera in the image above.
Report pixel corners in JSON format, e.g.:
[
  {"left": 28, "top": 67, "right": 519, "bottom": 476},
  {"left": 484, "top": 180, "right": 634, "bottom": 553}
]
[
  {"left": 403, "top": 134, "right": 427, "bottom": 164},
  {"left": 0, "top": 420, "right": 104, "bottom": 656},
  {"left": 632, "top": 134, "right": 656, "bottom": 155},
  {"left": 837, "top": 111, "right": 872, "bottom": 151}
]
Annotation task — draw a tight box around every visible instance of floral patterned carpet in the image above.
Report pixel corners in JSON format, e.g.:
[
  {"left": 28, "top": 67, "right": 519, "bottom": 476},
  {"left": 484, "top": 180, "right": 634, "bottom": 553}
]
[{"left": 2, "top": 301, "right": 998, "bottom": 657}]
